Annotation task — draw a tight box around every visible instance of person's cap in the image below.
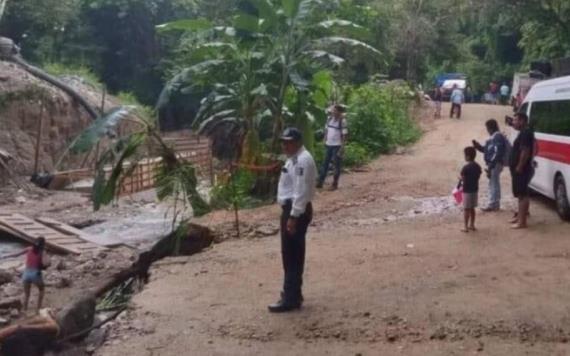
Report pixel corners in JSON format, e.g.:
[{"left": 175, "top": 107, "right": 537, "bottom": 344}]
[{"left": 280, "top": 127, "right": 303, "bottom": 142}]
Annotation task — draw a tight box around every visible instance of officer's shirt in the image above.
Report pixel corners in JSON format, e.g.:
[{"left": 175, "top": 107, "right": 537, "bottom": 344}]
[{"left": 277, "top": 146, "right": 317, "bottom": 217}]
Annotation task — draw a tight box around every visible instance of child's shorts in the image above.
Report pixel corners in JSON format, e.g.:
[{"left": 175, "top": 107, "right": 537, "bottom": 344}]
[
  {"left": 463, "top": 193, "right": 478, "bottom": 209},
  {"left": 22, "top": 269, "right": 43, "bottom": 285}
]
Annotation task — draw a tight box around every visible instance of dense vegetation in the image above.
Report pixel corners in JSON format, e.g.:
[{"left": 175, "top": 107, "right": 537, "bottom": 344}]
[
  {"left": 2, "top": 0, "right": 569, "bottom": 207},
  {"left": 3, "top": 0, "right": 568, "bottom": 102}
]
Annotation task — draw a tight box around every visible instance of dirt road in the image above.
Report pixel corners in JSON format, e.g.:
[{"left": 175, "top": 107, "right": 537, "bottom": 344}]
[{"left": 99, "top": 103, "right": 570, "bottom": 356}]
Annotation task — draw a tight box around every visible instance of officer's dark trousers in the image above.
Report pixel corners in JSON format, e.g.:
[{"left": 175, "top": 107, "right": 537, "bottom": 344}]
[{"left": 280, "top": 201, "right": 313, "bottom": 303}]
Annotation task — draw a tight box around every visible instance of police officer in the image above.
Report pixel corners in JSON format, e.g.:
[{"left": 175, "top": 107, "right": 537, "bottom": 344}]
[{"left": 268, "top": 127, "right": 317, "bottom": 313}]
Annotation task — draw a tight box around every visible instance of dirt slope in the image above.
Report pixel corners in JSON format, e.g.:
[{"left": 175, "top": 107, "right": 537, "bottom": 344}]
[
  {"left": 99, "top": 103, "right": 570, "bottom": 356},
  {"left": 0, "top": 60, "right": 125, "bottom": 175}
]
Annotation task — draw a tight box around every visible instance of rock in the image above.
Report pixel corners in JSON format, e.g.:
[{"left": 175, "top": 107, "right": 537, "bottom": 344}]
[
  {"left": 9, "top": 308, "right": 19, "bottom": 318},
  {"left": 80, "top": 261, "right": 95, "bottom": 273},
  {"left": 430, "top": 327, "right": 447, "bottom": 340},
  {"left": 55, "top": 277, "right": 72, "bottom": 289},
  {"left": 477, "top": 341, "right": 485, "bottom": 352},
  {"left": 255, "top": 225, "right": 280, "bottom": 237},
  {"left": 56, "top": 293, "right": 96, "bottom": 339},
  {"left": 0, "top": 270, "right": 14, "bottom": 285},
  {"left": 385, "top": 329, "right": 398, "bottom": 342},
  {"left": 55, "top": 260, "right": 67, "bottom": 271},
  {"left": 85, "top": 327, "right": 107, "bottom": 349},
  {"left": 3, "top": 284, "right": 20, "bottom": 297},
  {"left": 0, "top": 317, "right": 9, "bottom": 326},
  {"left": 0, "top": 297, "right": 22, "bottom": 310},
  {"left": 15, "top": 196, "right": 26, "bottom": 204}
]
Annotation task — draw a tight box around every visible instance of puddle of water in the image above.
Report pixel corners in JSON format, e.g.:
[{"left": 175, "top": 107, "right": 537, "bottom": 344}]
[{"left": 0, "top": 237, "right": 25, "bottom": 255}]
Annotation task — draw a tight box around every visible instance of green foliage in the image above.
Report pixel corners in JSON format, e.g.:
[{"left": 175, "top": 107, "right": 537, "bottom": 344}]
[
  {"left": 155, "top": 158, "right": 211, "bottom": 217},
  {"left": 0, "top": 85, "right": 50, "bottom": 111},
  {"left": 116, "top": 91, "right": 155, "bottom": 121},
  {"left": 69, "top": 106, "right": 137, "bottom": 154},
  {"left": 97, "top": 278, "right": 134, "bottom": 312},
  {"left": 43, "top": 62, "right": 102, "bottom": 88},
  {"left": 92, "top": 132, "right": 146, "bottom": 211},
  {"left": 342, "top": 142, "right": 370, "bottom": 167},
  {"left": 210, "top": 169, "right": 259, "bottom": 209},
  {"left": 0, "top": 0, "right": 6, "bottom": 22},
  {"left": 157, "top": 0, "right": 381, "bottom": 164},
  {"left": 347, "top": 83, "right": 420, "bottom": 155}
]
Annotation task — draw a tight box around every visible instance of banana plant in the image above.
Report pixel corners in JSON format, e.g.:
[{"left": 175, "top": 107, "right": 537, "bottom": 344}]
[
  {"left": 0, "top": 0, "right": 6, "bottom": 22},
  {"left": 66, "top": 105, "right": 210, "bottom": 218},
  {"left": 157, "top": 0, "right": 383, "bottom": 159}
]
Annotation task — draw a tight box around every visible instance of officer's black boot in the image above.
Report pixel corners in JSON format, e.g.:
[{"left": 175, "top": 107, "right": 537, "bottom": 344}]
[{"left": 268, "top": 292, "right": 302, "bottom": 313}]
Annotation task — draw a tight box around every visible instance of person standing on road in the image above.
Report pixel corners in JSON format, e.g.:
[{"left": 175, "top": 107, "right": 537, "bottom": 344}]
[
  {"left": 473, "top": 119, "right": 508, "bottom": 211},
  {"left": 3, "top": 237, "right": 50, "bottom": 313},
  {"left": 450, "top": 84, "right": 464, "bottom": 119},
  {"left": 317, "top": 105, "right": 348, "bottom": 190},
  {"left": 490, "top": 82, "right": 499, "bottom": 105},
  {"left": 269, "top": 127, "right": 317, "bottom": 313},
  {"left": 460, "top": 147, "right": 482, "bottom": 232},
  {"left": 433, "top": 86, "right": 443, "bottom": 119},
  {"left": 500, "top": 83, "right": 510, "bottom": 105},
  {"left": 509, "top": 113, "right": 535, "bottom": 229}
]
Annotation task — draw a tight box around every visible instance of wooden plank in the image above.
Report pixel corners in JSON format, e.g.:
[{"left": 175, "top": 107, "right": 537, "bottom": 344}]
[
  {"left": 36, "top": 217, "right": 121, "bottom": 248},
  {"left": 0, "top": 214, "right": 81, "bottom": 255},
  {"left": 36, "top": 218, "right": 93, "bottom": 238}
]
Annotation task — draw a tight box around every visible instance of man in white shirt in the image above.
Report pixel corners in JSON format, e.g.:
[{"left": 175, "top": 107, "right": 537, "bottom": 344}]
[
  {"left": 450, "top": 84, "right": 465, "bottom": 119},
  {"left": 317, "top": 105, "right": 348, "bottom": 190},
  {"left": 500, "top": 83, "right": 510, "bottom": 105},
  {"left": 269, "top": 127, "right": 317, "bottom": 313}
]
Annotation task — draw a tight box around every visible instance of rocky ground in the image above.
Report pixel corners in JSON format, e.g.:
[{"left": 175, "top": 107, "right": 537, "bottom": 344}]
[{"left": 94, "top": 103, "right": 570, "bottom": 356}]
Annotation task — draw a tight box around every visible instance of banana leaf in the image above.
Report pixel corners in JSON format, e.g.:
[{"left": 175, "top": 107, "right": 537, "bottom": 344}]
[
  {"left": 92, "top": 132, "right": 146, "bottom": 211},
  {"left": 0, "top": 0, "right": 6, "bottom": 21},
  {"left": 156, "top": 18, "right": 212, "bottom": 33},
  {"left": 317, "top": 19, "right": 370, "bottom": 40},
  {"left": 313, "top": 36, "right": 385, "bottom": 63},
  {"left": 155, "top": 160, "right": 210, "bottom": 217},
  {"left": 70, "top": 106, "right": 137, "bottom": 154}
]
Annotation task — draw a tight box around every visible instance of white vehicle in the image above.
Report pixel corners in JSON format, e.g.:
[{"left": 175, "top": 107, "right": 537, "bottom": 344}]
[
  {"left": 518, "top": 75, "right": 570, "bottom": 220},
  {"left": 441, "top": 79, "right": 467, "bottom": 101},
  {"left": 511, "top": 72, "right": 543, "bottom": 110}
]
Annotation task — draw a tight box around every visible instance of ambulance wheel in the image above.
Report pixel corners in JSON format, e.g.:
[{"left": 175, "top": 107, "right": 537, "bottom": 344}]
[{"left": 554, "top": 174, "right": 570, "bottom": 221}]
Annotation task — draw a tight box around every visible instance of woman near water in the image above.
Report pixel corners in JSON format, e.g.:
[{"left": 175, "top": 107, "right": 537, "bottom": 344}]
[{"left": 3, "top": 237, "right": 49, "bottom": 313}]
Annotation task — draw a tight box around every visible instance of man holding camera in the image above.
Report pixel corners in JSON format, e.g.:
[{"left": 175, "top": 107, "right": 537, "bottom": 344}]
[
  {"left": 317, "top": 105, "right": 348, "bottom": 190},
  {"left": 473, "top": 119, "right": 508, "bottom": 212}
]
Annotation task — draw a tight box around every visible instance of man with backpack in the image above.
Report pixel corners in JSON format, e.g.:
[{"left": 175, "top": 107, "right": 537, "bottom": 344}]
[
  {"left": 317, "top": 104, "right": 348, "bottom": 190},
  {"left": 473, "top": 119, "right": 510, "bottom": 211}
]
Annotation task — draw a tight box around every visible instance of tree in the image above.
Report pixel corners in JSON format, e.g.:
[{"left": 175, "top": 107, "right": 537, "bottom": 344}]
[{"left": 157, "top": 0, "right": 382, "bottom": 164}]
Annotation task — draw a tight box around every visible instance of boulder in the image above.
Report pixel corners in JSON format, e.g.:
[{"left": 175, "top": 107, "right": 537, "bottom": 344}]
[{"left": 0, "top": 270, "right": 13, "bottom": 286}]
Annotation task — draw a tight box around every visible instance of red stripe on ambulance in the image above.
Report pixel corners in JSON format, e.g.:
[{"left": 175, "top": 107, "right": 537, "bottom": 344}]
[{"left": 536, "top": 139, "right": 570, "bottom": 165}]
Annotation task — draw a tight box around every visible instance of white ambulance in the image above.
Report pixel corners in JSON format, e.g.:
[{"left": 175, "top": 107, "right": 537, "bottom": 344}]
[{"left": 518, "top": 75, "right": 570, "bottom": 221}]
